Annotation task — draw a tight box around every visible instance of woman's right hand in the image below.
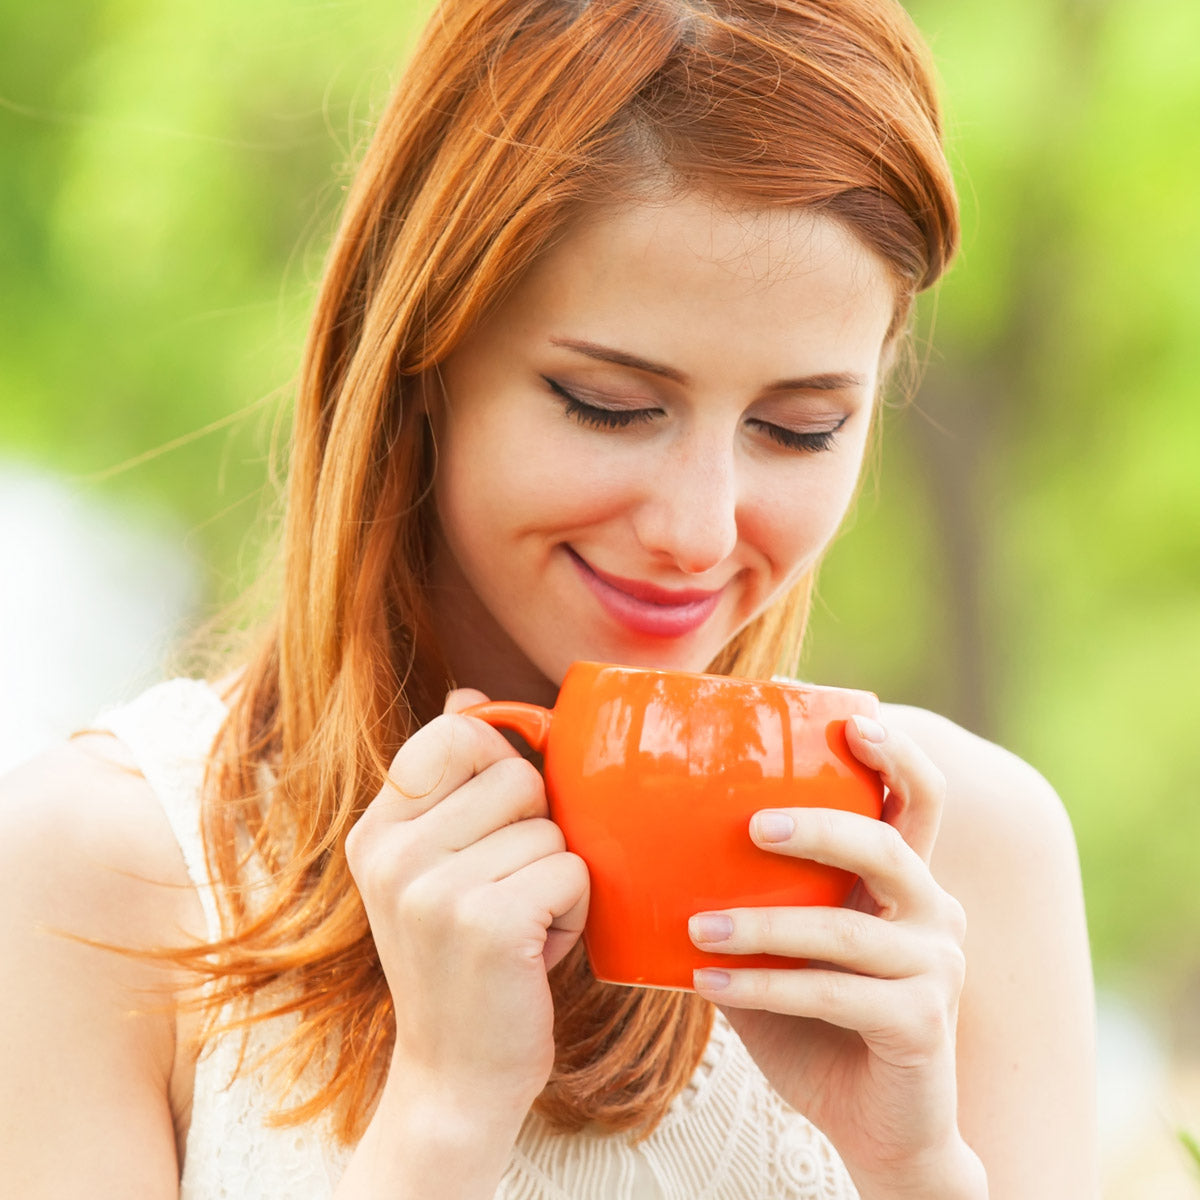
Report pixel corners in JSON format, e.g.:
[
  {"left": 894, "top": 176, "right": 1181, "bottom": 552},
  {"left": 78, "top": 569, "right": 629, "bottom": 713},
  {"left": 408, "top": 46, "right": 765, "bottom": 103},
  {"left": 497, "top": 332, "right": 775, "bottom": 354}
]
[{"left": 345, "top": 689, "right": 589, "bottom": 1116}]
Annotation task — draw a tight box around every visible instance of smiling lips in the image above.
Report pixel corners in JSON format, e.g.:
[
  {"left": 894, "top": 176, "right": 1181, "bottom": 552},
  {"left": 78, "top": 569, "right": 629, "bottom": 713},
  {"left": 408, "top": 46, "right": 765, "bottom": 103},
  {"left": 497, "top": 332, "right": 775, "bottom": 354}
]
[{"left": 567, "top": 548, "right": 725, "bottom": 638}]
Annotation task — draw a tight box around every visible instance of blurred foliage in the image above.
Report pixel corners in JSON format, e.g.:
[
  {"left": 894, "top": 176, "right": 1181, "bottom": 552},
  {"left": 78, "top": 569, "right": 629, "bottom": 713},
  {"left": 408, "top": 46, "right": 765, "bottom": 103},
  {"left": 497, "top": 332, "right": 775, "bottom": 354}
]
[
  {"left": 2, "top": 0, "right": 1198, "bottom": 1002},
  {"left": 0, "top": 1, "right": 426, "bottom": 592},
  {"left": 1181, "top": 1128, "right": 1200, "bottom": 1177}
]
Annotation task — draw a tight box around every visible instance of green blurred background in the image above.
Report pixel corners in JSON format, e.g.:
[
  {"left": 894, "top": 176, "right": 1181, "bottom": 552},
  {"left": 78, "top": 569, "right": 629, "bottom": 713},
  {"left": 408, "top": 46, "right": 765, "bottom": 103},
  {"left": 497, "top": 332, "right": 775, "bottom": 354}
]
[{"left": 2, "top": 0, "right": 1198, "bottom": 1182}]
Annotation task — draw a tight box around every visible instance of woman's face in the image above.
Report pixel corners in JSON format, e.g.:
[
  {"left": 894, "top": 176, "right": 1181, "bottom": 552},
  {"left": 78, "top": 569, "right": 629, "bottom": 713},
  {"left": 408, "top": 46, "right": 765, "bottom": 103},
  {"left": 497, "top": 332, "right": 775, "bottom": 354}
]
[{"left": 429, "top": 193, "right": 896, "bottom": 703}]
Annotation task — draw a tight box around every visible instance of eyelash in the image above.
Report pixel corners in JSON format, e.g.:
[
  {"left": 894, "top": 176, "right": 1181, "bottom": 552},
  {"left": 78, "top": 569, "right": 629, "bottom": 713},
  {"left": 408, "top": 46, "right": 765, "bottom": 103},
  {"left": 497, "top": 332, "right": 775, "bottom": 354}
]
[
  {"left": 544, "top": 378, "right": 659, "bottom": 430},
  {"left": 544, "top": 377, "right": 846, "bottom": 453},
  {"left": 750, "top": 420, "right": 846, "bottom": 453}
]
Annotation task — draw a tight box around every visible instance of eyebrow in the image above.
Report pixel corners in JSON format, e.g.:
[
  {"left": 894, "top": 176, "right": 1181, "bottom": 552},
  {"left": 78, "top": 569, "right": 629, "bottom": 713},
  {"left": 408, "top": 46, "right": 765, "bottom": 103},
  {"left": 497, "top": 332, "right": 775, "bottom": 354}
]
[{"left": 549, "top": 337, "right": 867, "bottom": 393}]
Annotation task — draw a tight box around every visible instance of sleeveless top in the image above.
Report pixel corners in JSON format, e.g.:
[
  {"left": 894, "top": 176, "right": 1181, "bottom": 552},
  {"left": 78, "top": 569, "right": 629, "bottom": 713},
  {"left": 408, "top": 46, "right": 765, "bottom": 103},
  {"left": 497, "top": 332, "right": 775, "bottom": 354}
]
[{"left": 98, "top": 679, "right": 860, "bottom": 1200}]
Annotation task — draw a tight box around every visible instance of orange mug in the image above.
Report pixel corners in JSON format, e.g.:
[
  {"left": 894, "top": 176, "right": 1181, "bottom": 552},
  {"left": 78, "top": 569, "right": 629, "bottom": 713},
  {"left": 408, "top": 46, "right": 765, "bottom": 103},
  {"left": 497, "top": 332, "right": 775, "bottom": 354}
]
[{"left": 464, "top": 661, "right": 884, "bottom": 990}]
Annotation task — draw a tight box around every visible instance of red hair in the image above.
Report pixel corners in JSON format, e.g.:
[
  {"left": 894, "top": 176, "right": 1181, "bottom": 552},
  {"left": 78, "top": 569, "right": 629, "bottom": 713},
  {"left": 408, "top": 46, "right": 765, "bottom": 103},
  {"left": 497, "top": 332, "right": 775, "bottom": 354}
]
[{"left": 185, "top": 0, "right": 959, "bottom": 1143}]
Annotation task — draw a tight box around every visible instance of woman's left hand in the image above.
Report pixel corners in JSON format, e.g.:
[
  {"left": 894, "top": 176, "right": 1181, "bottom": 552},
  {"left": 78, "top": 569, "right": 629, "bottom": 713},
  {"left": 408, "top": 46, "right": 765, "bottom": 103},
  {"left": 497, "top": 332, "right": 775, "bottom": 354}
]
[{"left": 690, "top": 714, "right": 987, "bottom": 1199}]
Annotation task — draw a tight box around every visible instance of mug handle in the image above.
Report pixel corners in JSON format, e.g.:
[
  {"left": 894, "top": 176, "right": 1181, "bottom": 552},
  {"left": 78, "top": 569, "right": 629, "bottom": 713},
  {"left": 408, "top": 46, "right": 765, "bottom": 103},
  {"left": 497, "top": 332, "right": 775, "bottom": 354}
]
[{"left": 461, "top": 701, "right": 554, "bottom": 755}]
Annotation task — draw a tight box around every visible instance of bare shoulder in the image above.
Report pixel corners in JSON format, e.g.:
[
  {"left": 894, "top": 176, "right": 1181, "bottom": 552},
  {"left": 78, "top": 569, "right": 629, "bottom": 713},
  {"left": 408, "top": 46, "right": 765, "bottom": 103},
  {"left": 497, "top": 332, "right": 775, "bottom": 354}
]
[
  {"left": 0, "top": 733, "right": 200, "bottom": 931},
  {"left": 0, "top": 735, "right": 201, "bottom": 1196},
  {"left": 880, "top": 702, "right": 1079, "bottom": 889}
]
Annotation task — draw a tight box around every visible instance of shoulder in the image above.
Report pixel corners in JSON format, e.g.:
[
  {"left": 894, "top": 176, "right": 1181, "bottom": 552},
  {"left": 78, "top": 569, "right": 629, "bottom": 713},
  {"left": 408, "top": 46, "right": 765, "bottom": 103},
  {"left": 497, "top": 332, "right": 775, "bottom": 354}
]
[
  {"left": 0, "top": 733, "right": 199, "bottom": 923},
  {"left": 880, "top": 701, "right": 1079, "bottom": 888},
  {"left": 0, "top": 733, "right": 207, "bottom": 1000},
  {"left": 0, "top": 737, "right": 203, "bottom": 1191}
]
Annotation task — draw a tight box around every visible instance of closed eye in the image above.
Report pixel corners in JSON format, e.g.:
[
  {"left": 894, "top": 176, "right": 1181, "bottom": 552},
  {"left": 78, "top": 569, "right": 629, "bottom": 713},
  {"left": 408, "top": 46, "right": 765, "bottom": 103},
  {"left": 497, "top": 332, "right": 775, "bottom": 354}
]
[
  {"left": 544, "top": 377, "right": 660, "bottom": 430},
  {"left": 750, "top": 416, "right": 848, "bottom": 453}
]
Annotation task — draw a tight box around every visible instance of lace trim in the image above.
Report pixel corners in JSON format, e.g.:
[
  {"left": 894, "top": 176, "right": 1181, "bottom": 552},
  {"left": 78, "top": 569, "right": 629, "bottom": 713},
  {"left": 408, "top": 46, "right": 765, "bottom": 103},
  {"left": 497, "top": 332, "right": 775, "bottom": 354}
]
[{"left": 502, "top": 1012, "right": 858, "bottom": 1200}]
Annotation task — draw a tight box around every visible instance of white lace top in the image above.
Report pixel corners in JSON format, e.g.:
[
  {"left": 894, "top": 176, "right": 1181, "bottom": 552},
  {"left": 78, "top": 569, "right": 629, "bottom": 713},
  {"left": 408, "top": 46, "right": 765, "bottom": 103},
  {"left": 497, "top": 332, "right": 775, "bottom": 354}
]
[{"left": 99, "top": 680, "right": 859, "bottom": 1200}]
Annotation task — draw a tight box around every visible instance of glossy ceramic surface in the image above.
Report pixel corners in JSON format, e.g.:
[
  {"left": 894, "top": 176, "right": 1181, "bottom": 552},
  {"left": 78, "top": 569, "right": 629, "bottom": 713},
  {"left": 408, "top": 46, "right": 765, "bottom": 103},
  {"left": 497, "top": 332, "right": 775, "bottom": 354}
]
[{"left": 464, "top": 661, "right": 883, "bottom": 990}]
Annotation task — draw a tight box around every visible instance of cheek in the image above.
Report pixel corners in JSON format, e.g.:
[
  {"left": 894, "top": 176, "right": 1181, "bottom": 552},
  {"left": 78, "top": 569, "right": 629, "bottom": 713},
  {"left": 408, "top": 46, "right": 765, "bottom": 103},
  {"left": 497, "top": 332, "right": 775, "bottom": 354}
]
[
  {"left": 436, "top": 408, "right": 630, "bottom": 550},
  {"left": 748, "top": 458, "right": 864, "bottom": 573}
]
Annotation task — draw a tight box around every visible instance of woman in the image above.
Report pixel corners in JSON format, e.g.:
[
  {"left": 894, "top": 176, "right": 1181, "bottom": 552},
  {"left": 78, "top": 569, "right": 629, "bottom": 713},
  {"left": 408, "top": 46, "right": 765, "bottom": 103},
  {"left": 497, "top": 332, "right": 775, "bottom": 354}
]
[{"left": 0, "top": 0, "right": 1098, "bottom": 1196}]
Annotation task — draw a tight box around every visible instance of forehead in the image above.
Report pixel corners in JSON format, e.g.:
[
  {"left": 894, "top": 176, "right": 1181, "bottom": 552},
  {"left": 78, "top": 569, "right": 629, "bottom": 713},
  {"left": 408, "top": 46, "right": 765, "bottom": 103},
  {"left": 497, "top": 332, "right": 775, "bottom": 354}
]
[
  {"left": 477, "top": 192, "right": 897, "bottom": 366},
  {"left": 591, "top": 195, "right": 867, "bottom": 280}
]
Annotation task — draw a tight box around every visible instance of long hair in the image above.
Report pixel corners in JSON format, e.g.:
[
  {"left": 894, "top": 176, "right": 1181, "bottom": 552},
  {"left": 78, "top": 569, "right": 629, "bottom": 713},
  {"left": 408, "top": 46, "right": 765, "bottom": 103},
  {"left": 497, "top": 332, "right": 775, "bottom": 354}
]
[{"left": 187, "top": 0, "right": 959, "bottom": 1143}]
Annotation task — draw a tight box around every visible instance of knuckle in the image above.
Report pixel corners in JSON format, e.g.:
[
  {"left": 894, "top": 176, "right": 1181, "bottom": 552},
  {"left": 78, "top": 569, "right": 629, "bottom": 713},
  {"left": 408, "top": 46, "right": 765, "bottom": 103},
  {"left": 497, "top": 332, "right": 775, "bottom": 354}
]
[
  {"left": 751, "top": 907, "right": 774, "bottom": 949},
  {"left": 812, "top": 968, "right": 847, "bottom": 1013},
  {"left": 743, "top": 969, "right": 776, "bottom": 1008},
  {"left": 940, "top": 941, "right": 967, "bottom": 991},
  {"left": 927, "top": 763, "right": 949, "bottom": 806},
  {"left": 926, "top": 922, "right": 967, "bottom": 988},
  {"left": 452, "top": 711, "right": 518, "bottom": 761},
  {"left": 561, "top": 851, "right": 591, "bottom": 893},
  {"left": 940, "top": 891, "right": 968, "bottom": 943},
  {"left": 387, "top": 722, "right": 455, "bottom": 800},
  {"left": 531, "top": 817, "right": 567, "bottom": 854},
  {"left": 830, "top": 911, "right": 868, "bottom": 961},
  {"left": 805, "top": 806, "right": 839, "bottom": 849},
  {"left": 343, "top": 815, "right": 369, "bottom": 873},
  {"left": 344, "top": 820, "right": 395, "bottom": 897},
  {"left": 877, "top": 821, "right": 910, "bottom": 872},
  {"left": 487, "top": 754, "right": 545, "bottom": 800},
  {"left": 482, "top": 760, "right": 550, "bottom": 829},
  {"left": 511, "top": 815, "right": 566, "bottom": 861},
  {"left": 398, "top": 869, "right": 448, "bottom": 924},
  {"left": 903, "top": 980, "right": 953, "bottom": 1051},
  {"left": 452, "top": 887, "right": 495, "bottom": 934}
]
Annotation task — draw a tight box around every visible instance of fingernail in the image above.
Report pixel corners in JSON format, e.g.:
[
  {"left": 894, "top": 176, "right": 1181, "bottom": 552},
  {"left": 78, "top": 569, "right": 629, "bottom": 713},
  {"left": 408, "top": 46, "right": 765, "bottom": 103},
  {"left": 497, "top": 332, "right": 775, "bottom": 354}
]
[
  {"left": 754, "top": 810, "right": 795, "bottom": 842},
  {"left": 693, "top": 968, "right": 731, "bottom": 991},
  {"left": 852, "top": 714, "right": 887, "bottom": 744},
  {"left": 689, "top": 913, "right": 734, "bottom": 944}
]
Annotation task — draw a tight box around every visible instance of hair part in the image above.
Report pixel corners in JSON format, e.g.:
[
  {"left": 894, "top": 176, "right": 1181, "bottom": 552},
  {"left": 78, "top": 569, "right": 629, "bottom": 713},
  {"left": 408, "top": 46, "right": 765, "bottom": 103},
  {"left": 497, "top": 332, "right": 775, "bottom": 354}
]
[{"left": 183, "top": 0, "right": 959, "bottom": 1144}]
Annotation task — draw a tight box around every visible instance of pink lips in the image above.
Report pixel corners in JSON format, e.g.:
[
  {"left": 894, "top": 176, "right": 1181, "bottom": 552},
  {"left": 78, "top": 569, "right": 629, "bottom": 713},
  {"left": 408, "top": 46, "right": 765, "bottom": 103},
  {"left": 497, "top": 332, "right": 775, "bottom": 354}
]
[{"left": 567, "top": 548, "right": 724, "bottom": 638}]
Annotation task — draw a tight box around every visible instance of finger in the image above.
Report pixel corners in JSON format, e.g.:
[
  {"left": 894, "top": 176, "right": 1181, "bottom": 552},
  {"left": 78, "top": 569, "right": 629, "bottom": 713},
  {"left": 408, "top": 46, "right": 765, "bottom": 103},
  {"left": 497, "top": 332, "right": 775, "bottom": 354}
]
[
  {"left": 844, "top": 713, "right": 946, "bottom": 862},
  {"left": 419, "top": 755, "right": 549, "bottom": 852},
  {"left": 491, "top": 852, "right": 590, "bottom": 970},
  {"left": 694, "top": 962, "right": 893, "bottom": 1025},
  {"left": 688, "top": 906, "right": 929, "bottom": 979},
  {"left": 436, "top": 814, "right": 567, "bottom": 889},
  {"left": 378, "top": 713, "right": 519, "bottom": 820},
  {"left": 444, "top": 687, "right": 491, "bottom": 715},
  {"left": 696, "top": 969, "right": 952, "bottom": 1064},
  {"left": 750, "top": 807, "right": 937, "bottom": 920}
]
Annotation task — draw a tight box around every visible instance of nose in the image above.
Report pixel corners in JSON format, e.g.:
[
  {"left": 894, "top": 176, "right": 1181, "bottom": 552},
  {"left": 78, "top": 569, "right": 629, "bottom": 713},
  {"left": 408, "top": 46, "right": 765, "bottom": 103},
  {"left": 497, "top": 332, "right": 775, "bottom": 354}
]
[{"left": 632, "top": 430, "right": 740, "bottom": 575}]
